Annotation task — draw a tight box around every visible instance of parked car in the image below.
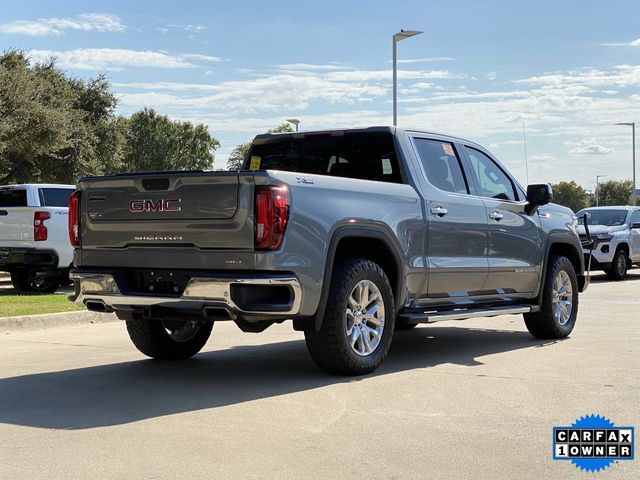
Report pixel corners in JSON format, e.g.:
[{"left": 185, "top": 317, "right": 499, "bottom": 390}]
[
  {"left": 69, "top": 127, "right": 587, "bottom": 375},
  {"left": 0, "top": 184, "right": 75, "bottom": 292},
  {"left": 576, "top": 206, "right": 640, "bottom": 280}
]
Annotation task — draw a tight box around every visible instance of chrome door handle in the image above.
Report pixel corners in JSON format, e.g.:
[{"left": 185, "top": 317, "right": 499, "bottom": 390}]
[
  {"left": 430, "top": 206, "right": 448, "bottom": 217},
  {"left": 489, "top": 211, "right": 504, "bottom": 221}
]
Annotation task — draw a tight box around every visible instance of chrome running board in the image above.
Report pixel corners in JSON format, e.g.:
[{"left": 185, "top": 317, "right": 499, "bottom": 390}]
[{"left": 398, "top": 305, "right": 538, "bottom": 324}]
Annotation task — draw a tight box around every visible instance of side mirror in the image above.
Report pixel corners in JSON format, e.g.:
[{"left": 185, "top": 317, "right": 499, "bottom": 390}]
[
  {"left": 631, "top": 222, "right": 640, "bottom": 229},
  {"left": 525, "top": 183, "right": 553, "bottom": 215}
]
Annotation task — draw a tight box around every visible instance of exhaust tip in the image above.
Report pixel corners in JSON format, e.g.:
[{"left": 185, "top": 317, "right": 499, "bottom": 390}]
[{"left": 85, "top": 300, "right": 110, "bottom": 313}]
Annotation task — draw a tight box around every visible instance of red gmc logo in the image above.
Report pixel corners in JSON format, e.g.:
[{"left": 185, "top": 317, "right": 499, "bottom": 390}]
[{"left": 128, "top": 199, "right": 182, "bottom": 213}]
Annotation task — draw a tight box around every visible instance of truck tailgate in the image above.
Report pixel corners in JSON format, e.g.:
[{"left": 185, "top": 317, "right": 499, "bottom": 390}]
[
  {"left": 76, "top": 171, "right": 256, "bottom": 270},
  {"left": 0, "top": 207, "right": 36, "bottom": 249}
]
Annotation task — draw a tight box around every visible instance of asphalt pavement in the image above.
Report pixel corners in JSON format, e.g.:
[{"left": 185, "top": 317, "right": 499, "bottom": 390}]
[{"left": 0, "top": 271, "right": 638, "bottom": 479}]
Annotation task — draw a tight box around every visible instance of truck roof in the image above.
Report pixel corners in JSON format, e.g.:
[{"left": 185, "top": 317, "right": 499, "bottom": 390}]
[{"left": 253, "top": 126, "right": 486, "bottom": 150}]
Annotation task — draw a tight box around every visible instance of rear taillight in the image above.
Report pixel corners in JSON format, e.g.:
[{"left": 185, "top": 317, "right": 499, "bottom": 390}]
[
  {"left": 255, "top": 186, "right": 289, "bottom": 250},
  {"left": 34, "top": 211, "right": 50, "bottom": 241},
  {"left": 68, "top": 191, "right": 80, "bottom": 246}
]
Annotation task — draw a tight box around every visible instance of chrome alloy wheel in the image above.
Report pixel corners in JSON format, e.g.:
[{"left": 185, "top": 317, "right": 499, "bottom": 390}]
[
  {"left": 162, "top": 319, "right": 202, "bottom": 343},
  {"left": 345, "top": 280, "right": 385, "bottom": 356},
  {"left": 551, "top": 270, "right": 573, "bottom": 325}
]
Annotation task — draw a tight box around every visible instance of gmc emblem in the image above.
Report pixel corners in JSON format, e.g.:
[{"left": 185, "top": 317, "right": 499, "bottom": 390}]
[{"left": 129, "top": 199, "right": 182, "bottom": 213}]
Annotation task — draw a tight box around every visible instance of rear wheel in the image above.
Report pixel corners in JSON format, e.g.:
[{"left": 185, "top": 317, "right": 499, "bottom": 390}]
[
  {"left": 605, "top": 249, "right": 628, "bottom": 280},
  {"left": 305, "top": 258, "right": 395, "bottom": 375},
  {"left": 125, "top": 315, "right": 213, "bottom": 360},
  {"left": 10, "top": 269, "right": 60, "bottom": 293},
  {"left": 524, "top": 255, "right": 578, "bottom": 339}
]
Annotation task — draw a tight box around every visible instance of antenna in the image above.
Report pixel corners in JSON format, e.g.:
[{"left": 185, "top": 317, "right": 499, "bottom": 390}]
[{"left": 522, "top": 120, "right": 530, "bottom": 185}]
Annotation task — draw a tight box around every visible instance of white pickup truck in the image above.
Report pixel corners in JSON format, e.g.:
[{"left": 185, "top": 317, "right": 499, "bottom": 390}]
[{"left": 0, "top": 184, "right": 75, "bottom": 292}]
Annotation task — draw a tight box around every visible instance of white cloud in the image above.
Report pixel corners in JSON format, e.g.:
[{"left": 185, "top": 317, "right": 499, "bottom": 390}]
[
  {"left": 569, "top": 144, "right": 613, "bottom": 155},
  {"left": 602, "top": 38, "right": 640, "bottom": 47},
  {"left": 113, "top": 81, "right": 222, "bottom": 92},
  {"left": 325, "top": 69, "right": 463, "bottom": 82},
  {"left": 277, "top": 63, "right": 352, "bottom": 71},
  {"left": 0, "top": 13, "right": 124, "bottom": 36},
  {"left": 517, "top": 65, "right": 640, "bottom": 88},
  {"left": 111, "top": 62, "right": 640, "bottom": 179},
  {"left": 29, "top": 48, "right": 223, "bottom": 70}
]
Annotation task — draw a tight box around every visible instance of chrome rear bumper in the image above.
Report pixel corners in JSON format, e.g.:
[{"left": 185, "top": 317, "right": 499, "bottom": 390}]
[{"left": 70, "top": 271, "right": 302, "bottom": 318}]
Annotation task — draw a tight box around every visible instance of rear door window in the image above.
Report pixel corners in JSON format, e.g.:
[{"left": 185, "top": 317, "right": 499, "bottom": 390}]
[
  {"left": 413, "top": 138, "right": 469, "bottom": 194},
  {"left": 0, "top": 189, "right": 27, "bottom": 207},
  {"left": 39, "top": 188, "right": 74, "bottom": 207},
  {"left": 246, "top": 132, "right": 403, "bottom": 183},
  {"left": 464, "top": 147, "right": 517, "bottom": 201}
]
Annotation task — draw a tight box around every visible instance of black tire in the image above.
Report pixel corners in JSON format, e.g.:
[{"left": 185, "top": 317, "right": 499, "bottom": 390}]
[
  {"left": 125, "top": 315, "right": 213, "bottom": 360},
  {"left": 605, "top": 249, "right": 628, "bottom": 281},
  {"left": 304, "top": 258, "right": 395, "bottom": 375},
  {"left": 395, "top": 323, "right": 418, "bottom": 331},
  {"left": 10, "top": 269, "right": 60, "bottom": 294},
  {"left": 524, "top": 255, "right": 578, "bottom": 339}
]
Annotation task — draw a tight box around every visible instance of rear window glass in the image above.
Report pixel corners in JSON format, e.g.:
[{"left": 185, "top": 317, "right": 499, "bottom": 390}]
[
  {"left": 40, "top": 188, "right": 74, "bottom": 207},
  {"left": 0, "top": 189, "right": 27, "bottom": 207},
  {"left": 246, "top": 132, "right": 403, "bottom": 183},
  {"left": 413, "top": 138, "right": 468, "bottom": 194}
]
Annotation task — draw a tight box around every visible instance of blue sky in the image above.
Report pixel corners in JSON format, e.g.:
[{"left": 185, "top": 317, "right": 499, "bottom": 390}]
[{"left": 1, "top": 1, "right": 640, "bottom": 189}]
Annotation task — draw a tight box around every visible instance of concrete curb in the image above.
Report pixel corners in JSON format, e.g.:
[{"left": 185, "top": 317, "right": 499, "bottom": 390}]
[{"left": 0, "top": 310, "right": 118, "bottom": 331}]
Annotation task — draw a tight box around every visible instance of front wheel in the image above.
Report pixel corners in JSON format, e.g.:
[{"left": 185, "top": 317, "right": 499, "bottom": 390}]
[
  {"left": 305, "top": 258, "right": 395, "bottom": 375},
  {"left": 125, "top": 315, "right": 213, "bottom": 360},
  {"left": 605, "top": 249, "right": 627, "bottom": 280},
  {"left": 524, "top": 255, "right": 578, "bottom": 339}
]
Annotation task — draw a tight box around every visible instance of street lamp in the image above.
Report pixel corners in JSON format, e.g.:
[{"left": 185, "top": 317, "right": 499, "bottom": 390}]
[
  {"left": 614, "top": 122, "right": 636, "bottom": 205},
  {"left": 393, "top": 29, "right": 423, "bottom": 126},
  {"left": 595, "top": 175, "right": 608, "bottom": 207},
  {"left": 286, "top": 118, "right": 300, "bottom": 132}
]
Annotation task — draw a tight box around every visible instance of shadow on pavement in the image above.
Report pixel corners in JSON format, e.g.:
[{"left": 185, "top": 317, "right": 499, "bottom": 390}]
[
  {"left": 589, "top": 270, "right": 640, "bottom": 283},
  {"left": 0, "top": 326, "right": 560, "bottom": 430}
]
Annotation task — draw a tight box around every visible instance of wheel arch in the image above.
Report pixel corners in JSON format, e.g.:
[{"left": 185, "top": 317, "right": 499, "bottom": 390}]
[
  {"left": 537, "top": 237, "right": 585, "bottom": 308},
  {"left": 313, "top": 224, "right": 406, "bottom": 331},
  {"left": 614, "top": 241, "right": 630, "bottom": 256}
]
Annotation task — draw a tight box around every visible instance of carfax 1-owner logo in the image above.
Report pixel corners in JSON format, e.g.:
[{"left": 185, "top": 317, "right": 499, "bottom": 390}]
[{"left": 553, "top": 414, "right": 635, "bottom": 472}]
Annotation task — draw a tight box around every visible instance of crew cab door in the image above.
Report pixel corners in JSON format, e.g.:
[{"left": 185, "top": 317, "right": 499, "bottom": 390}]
[
  {"left": 629, "top": 209, "right": 640, "bottom": 261},
  {"left": 460, "top": 146, "right": 543, "bottom": 295},
  {"left": 408, "top": 136, "right": 489, "bottom": 300}
]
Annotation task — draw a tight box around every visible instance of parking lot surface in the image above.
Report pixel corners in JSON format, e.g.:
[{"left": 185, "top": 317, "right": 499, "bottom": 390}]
[{"left": 1, "top": 272, "right": 638, "bottom": 479}]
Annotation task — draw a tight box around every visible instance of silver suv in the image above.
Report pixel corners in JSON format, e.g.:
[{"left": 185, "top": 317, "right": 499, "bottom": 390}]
[{"left": 577, "top": 206, "right": 640, "bottom": 280}]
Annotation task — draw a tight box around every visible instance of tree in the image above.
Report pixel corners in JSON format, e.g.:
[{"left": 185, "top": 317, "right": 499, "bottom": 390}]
[
  {"left": 0, "top": 50, "right": 124, "bottom": 184},
  {"left": 0, "top": 50, "right": 221, "bottom": 184},
  {"left": 226, "top": 122, "right": 294, "bottom": 170},
  {"left": 596, "top": 179, "right": 632, "bottom": 206},
  {"left": 226, "top": 141, "right": 251, "bottom": 171},
  {"left": 550, "top": 181, "right": 589, "bottom": 212},
  {"left": 122, "top": 108, "right": 220, "bottom": 172}
]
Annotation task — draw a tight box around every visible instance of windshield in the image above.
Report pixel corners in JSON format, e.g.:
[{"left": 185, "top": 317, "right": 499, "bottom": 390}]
[{"left": 577, "top": 209, "right": 628, "bottom": 226}]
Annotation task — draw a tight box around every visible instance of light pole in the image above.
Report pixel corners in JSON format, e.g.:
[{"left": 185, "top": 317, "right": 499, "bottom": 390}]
[
  {"left": 596, "top": 175, "right": 608, "bottom": 207},
  {"left": 286, "top": 118, "right": 300, "bottom": 132},
  {"left": 614, "top": 122, "right": 636, "bottom": 205},
  {"left": 393, "top": 29, "right": 422, "bottom": 126}
]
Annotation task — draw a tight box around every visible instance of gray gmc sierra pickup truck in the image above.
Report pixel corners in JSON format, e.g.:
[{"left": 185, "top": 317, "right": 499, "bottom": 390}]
[{"left": 69, "top": 126, "right": 588, "bottom": 375}]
